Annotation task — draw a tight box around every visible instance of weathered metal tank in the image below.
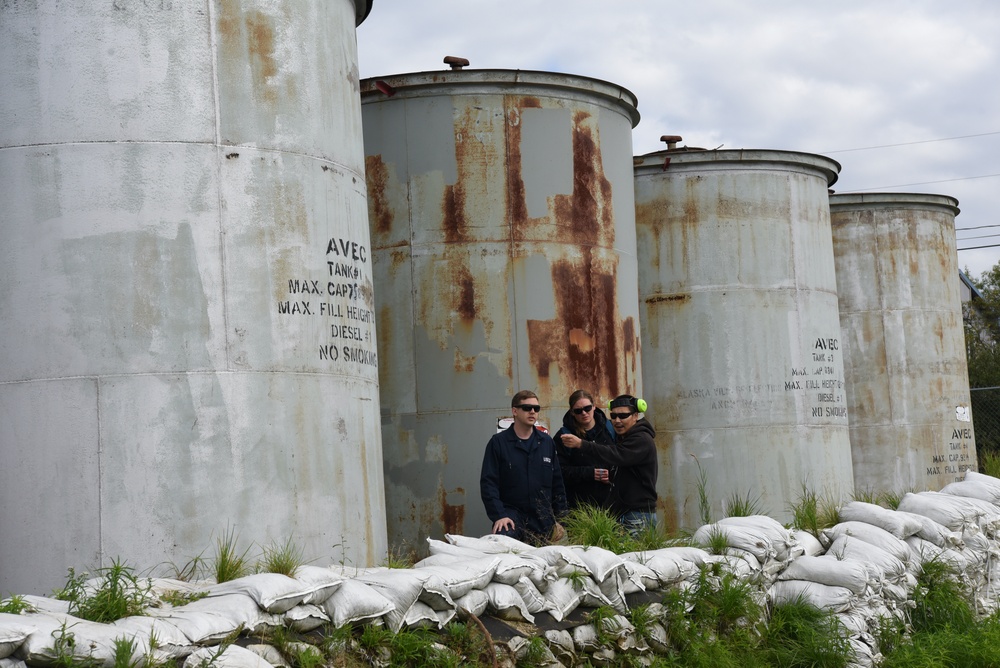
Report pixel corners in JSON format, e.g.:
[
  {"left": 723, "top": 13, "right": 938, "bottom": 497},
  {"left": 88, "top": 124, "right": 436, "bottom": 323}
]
[
  {"left": 361, "top": 63, "right": 643, "bottom": 549},
  {"left": 0, "top": 0, "right": 383, "bottom": 595},
  {"left": 829, "top": 193, "right": 977, "bottom": 492},
  {"left": 634, "top": 145, "right": 855, "bottom": 530}
]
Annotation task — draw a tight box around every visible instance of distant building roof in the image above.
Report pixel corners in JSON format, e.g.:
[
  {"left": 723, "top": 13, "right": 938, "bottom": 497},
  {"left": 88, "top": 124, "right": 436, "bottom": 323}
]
[{"left": 960, "top": 270, "right": 985, "bottom": 301}]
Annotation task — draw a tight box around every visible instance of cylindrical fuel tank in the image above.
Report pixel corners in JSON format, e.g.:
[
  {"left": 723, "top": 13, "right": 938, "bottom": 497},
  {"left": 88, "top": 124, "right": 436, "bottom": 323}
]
[
  {"left": 829, "top": 193, "right": 977, "bottom": 491},
  {"left": 634, "top": 149, "right": 854, "bottom": 529},
  {"left": 0, "top": 0, "right": 383, "bottom": 595},
  {"left": 361, "top": 69, "right": 642, "bottom": 548}
]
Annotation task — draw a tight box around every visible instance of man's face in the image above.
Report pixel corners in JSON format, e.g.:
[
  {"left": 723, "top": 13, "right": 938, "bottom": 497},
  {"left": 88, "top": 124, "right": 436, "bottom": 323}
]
[
  {"left": 609, "top": 408, "right": 636, "bottom": 435},
  {"left": 512, "top": 397, "right": 541, "bottom": 429}
]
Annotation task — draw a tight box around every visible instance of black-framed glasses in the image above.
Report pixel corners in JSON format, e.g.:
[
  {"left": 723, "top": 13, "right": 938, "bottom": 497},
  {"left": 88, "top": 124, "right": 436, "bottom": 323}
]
[
  {"left": 516, "top": 404, "right": 542, "bottom": 412},
  {"left": 572, "top": 404, "right": 594, "bottom": 415},
  {"left": 609, "top": 411, "right": 634, "bottom": 421}
]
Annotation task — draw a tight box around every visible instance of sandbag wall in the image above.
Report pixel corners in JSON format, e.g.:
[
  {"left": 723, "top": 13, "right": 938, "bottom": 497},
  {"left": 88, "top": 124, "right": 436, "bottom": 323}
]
[{"left": 7, "top": 468, "right": 1000, "bottom": 668}]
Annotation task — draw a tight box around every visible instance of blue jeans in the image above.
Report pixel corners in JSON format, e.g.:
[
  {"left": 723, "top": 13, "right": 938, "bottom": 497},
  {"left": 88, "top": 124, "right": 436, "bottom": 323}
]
[{"left": 620, "top": 511, "right": 657, "bottom": 536}]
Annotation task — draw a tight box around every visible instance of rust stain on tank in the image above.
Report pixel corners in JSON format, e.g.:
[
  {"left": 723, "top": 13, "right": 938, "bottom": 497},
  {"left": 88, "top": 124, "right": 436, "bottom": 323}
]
[
  {"left": 442, "top": 184, "right": 468, "bottom": 243},
  {"left": 245, "top": 11, "right": 278, "bottom": 104},
  {"left": 440, "top": 487, "right": 466, "bottom": 536},
  {"left": 527, "top": 253, "right": 625, "bottom": 398},
  {"left": 365, "top": 154, "right": 394, "bottom": 237},
  {"left": 550, "top": 112, "right": 614, "bottom": 247}
]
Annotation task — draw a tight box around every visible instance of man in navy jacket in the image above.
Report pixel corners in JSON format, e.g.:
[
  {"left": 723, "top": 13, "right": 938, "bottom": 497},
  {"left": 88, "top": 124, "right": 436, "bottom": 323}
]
[{"left": 480, "top": 390, "right": 567, "bottom": 545}]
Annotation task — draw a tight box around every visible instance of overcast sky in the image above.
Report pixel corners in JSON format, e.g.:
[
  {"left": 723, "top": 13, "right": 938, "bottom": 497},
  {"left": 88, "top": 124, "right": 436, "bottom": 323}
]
[{"left": 357, "top": 0, "right": 999, "bottom": 280}]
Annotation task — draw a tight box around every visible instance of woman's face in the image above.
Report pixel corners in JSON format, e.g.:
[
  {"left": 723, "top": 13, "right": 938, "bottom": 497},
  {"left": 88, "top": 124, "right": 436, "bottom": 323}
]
[{"left": 571, "top": 397, "right": 596, "bottom": 429}]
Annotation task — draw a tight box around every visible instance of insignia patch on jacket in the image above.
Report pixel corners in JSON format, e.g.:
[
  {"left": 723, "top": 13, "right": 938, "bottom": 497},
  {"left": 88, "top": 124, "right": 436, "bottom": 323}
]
[{"left": 543, "top": 457, "right": 552, "bottom": 464}]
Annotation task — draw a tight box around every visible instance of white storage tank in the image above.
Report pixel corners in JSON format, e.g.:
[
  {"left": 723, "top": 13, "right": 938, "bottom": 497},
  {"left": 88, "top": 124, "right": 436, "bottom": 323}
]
[
  {"left": 634, "top": 146, "right": 855, "bottom": 529},
  {"left": 829, "top": 193, "right": 977, "bottom": 491},
  {"left": 361, "top": 65, "right": 643, "bottom": 548},
  {"left": 0, "top": 0, "right": 384, "bottom": 594}
]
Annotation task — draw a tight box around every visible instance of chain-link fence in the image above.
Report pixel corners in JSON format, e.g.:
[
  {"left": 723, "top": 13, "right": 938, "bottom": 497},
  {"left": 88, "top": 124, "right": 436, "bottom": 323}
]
[{"left": 972, "top": 386, "right": 1000, "bottom": 457}]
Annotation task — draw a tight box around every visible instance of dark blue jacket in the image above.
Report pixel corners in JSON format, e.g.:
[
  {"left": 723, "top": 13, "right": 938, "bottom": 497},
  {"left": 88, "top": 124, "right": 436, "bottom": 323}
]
[{"left": 480, "top": 425, "right": 568, "bottom": 534}]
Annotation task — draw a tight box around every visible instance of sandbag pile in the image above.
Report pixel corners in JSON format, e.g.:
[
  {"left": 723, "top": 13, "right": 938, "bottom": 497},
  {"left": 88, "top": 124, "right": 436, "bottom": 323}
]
[{"left": 5, "top": 468, "right": 1000, "bottom": 668}]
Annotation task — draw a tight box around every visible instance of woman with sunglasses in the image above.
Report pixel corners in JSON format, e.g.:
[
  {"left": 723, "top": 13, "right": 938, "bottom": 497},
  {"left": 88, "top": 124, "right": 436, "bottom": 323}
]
[
  {"left": 553, "top": 389, "right": 616, "bottom": 511},
  {"left": 559, "top": 394, "right": 658, "bottom": 534}
]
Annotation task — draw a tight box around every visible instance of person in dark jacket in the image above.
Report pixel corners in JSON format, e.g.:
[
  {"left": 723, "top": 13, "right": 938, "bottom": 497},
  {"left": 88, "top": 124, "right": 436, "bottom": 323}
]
[
  {"left": 559, "top": 394, "right": 658, "bottom": 534},
  {"left": 480, "top": 390, "right": 568, "bottom": 545},
  {"left": 554, "top": 389, "right": 616, "bottom": 510}
]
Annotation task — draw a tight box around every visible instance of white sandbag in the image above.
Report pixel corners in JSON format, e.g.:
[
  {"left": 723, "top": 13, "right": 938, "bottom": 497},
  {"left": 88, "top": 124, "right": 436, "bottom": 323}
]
[
  {"left": 904, "top": 536, "right": 969, "bottom": 572},
  {"left": 966, "top": 470, "right": 1000, "bottom": 493},
  {"left": 768, "top": 580, "right": 856, "bottom": 613},
  {"left": 572, "top": 623, "right": 600, "bottom": 653},
  {"left": 900, "top": 511, "right": 964, "bottom": 548},
  {"left": 577, "top": 576, "right": 613, "bottom": 609},
  {"left": 540, "top": 579, "right": 583, "bottom": 622},
  {"left": 1, "top": 658, "right": 26, "bottom": 668},
  {"left": 792, "top": 531, "right": 825, "bottom": 557},
  {"left": 491, "top": 553, "right": 550, "bottom": 588},
  {"left": 821, "top": 522, "right": 911, "bottom": 564},
  {"left": 618, "top": 551, "right": 684, "bottom": 587},
  {"left": 400, "top": 600, "right": 444, "bottom": 630},
  {"left": 777, "top": 555, "right": 871, "bottom": 596},
  {"left": 110, "top": 615, "right": 193, "bottom": 660},
  {"left": 837, "top": 501, "right": 923, "bottom": 539},
  {"left": 18, "top": 597, "right": 69, "bottom": 615},
  {"left": 281, "top": 604, "right": 330, "bottom": 633},
  {"left": 0, "top": 615, "right": 32, "bottom": 660},
  {"left": 353, "top": 570, "right": 432, "bottom": 633},
  {"left": 529, "top": 545, "right": 589, "bottom": 572},
  {"left": 941, "top": 480, "right": 1000, "bottom": 505},
  {"left": 205, "top": 574, "right": 316, "bottom": 614},
  {"left": 318, "top": 580, "right": 395, "bottom": 628},
  {"left": 566, "top": 546, "right": 625, "bottom": 583},
  {"left": 289, "top": 567, "right": 344, "bottom": 606},
  {"left": 825, "top": 535, "right": 906, "bottom": 584},
  {"left": 148, "top": 593, "right": 277, "bottom": 644},
  {"left": 16, "top": 612, "right": 149, "bottom": 666},
  {"left": 703, "top": 552, "right": 759, "bottom": 579},
  {"left": 513, "top": 576, "right": 551, "bottom": 615},
  {"left": 598, "top": 570, "right": 628, "bottom": 614},
  {"left": 483, "top": 583, "right": 534, "bottom": 623},
  {"left": 413, "top": 556, "right": 499, "bottom": 600},
  {"left": 184, "top": 644, "right": 275, "bottom": 668},
  {"left": 717, "top": 515, "right": 796, "bottom": 560},
  {"left": 425, "top": 539, "right": 488, "bottom": 560},
  {"left": 447, "top": 533, "right": 534, "bottom": 553},
  {"left": 620, "top": 560, "right": 657, "bottom": 591},
  {"left": 692, "top": 523, "right": 775, "bottom": 563},
  {"left": 897, "top": 491, "right": 988, "bottom": 532},
  {"left": 453, "top": 589, "right": 489, "bottom": 617}
]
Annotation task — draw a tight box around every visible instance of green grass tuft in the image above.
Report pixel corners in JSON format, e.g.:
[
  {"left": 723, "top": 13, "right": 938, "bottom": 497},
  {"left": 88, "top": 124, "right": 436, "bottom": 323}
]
[
  {"left": 213, "top": 526, "right": 252, "bottom": 583},
  {"left": 0, "top": 594, "right": 28, "bottom": 614},
  {"left": 56, "top": 559, "right": 152, "bottom": 623},
  {"left": 258, "top": 537, "right": 305, "bottom": 576},
  {"left": 723, "top": 489, "right": 765, "bottom": 518}
]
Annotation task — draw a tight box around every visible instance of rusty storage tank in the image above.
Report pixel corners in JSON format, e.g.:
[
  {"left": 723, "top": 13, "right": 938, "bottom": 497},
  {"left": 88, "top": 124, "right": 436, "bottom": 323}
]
[
  {"left": 0, "top": 0, "right": 384, "bottom": 595},
  {"left": 361, "top": 63, "right": 643, "bottom": 548},
  {"left": 829, "top": 193, "right": 976, "bottom": 492},
  {"left": 634, "top": 146, "right": 855, "bottom": 530}
]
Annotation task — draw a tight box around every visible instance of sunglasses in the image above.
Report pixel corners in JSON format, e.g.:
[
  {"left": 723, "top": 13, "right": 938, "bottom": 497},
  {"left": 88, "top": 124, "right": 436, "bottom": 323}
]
[
  {"left": 516, "top": 404, "right": 542, "bottom": 412},
  {"left": 572, "top": 404, "right": 594, "bottom": 415},
  {"left": 609, "top": 411, "right": 635, "bottom": 421}
]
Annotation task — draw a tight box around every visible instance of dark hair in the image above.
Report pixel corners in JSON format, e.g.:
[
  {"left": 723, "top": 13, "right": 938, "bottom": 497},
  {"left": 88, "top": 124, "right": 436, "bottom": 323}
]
[
  {"left": 511, "top": 390, "right": 538, "bottom": 407},
  {"left": 568, "top": 389, "right": 594, "bottom": 408},
  {"left": 610, "top": 395, "right": 637, "bottom": 412},
  {"left": 568, "top": 389, "right": 595, "bottom": 437}
]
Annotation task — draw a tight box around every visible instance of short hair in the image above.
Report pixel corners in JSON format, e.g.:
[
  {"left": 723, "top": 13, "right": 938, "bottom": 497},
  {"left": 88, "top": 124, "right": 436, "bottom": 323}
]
[
  {"left": 610, "top": 395, "right": 638, "bottom": 412},
  {"left": 568, "top": 389, "right": 594, "bottom": 408},
  {"left": 511, "top": 390, "right": 538, "bottom": 407}
]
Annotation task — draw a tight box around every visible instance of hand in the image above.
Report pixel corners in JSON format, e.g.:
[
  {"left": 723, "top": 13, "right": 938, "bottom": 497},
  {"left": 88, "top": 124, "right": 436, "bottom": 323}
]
[
  {"left": 560, "top": 433, "right": 582, "bottom": 448},
  {"left": 493, "top": 517, "right": 515, "bottom": 533},
  {"left": 594, "top": 468, "right": 610, "bottom": 483},
  {"left": 550, "top": 522, "right": 566, "bottom": 542}
]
